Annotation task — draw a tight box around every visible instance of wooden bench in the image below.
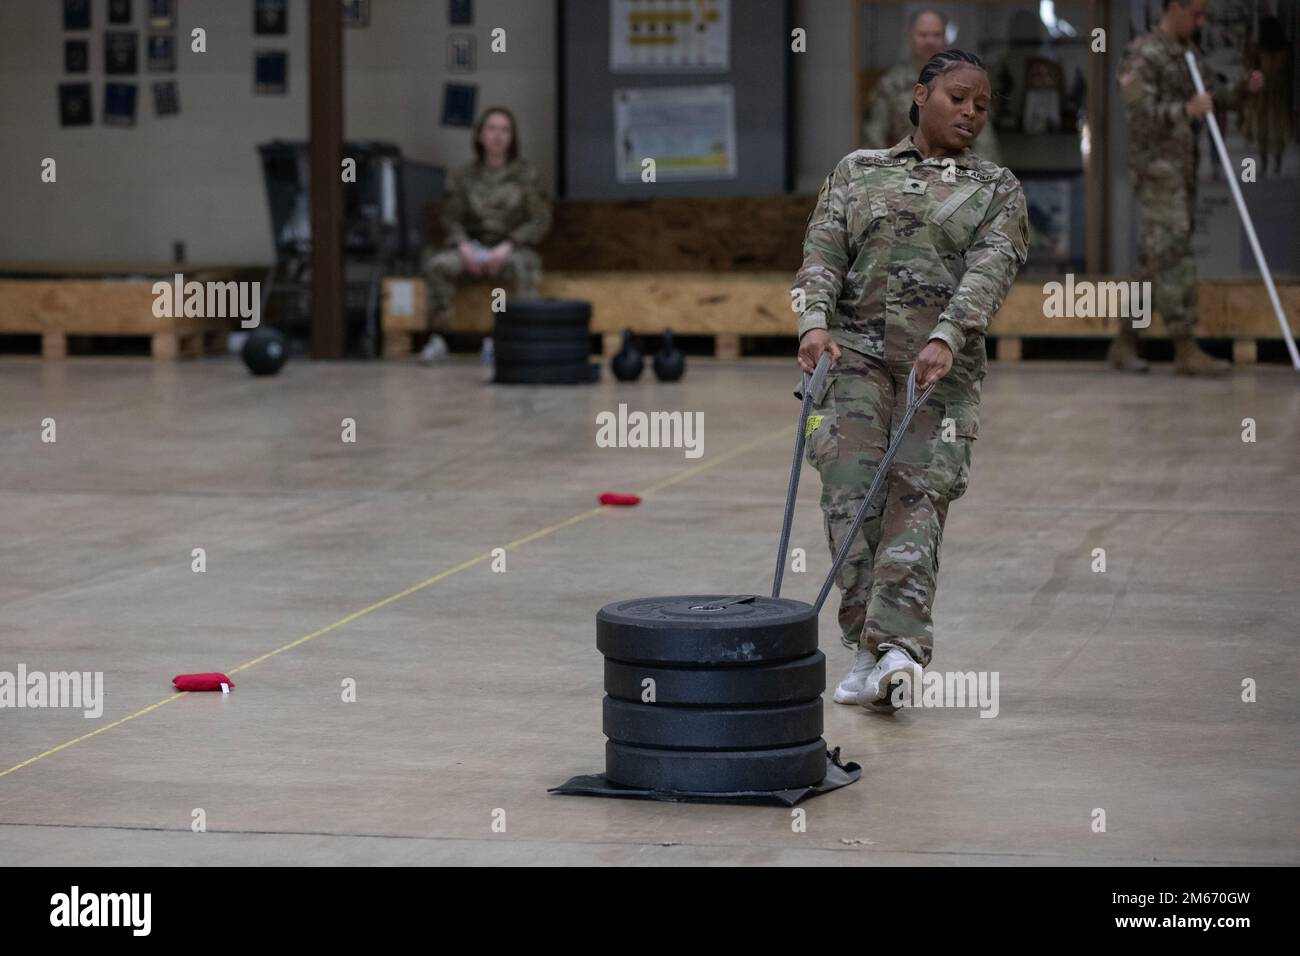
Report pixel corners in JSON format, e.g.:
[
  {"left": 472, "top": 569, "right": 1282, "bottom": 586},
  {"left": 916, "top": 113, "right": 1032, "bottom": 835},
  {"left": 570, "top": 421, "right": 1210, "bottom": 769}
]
[
  {"left": 0, "top": 265, "right": 261, "bottom": 360},
  {"left": 400, "top": 196, "right": 1297, "bottom": 361},
  {"left": 382, "top": 273, "right": 1299, "bottom": 364},
  {"left": 993, "top": 278, "right": 1300, "bottom": 364}
]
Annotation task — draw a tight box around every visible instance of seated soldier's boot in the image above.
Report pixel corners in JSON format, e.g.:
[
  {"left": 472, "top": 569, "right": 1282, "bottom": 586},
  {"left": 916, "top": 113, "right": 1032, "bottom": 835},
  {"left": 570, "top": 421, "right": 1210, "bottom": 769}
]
[
  {"left": 856, "top": 645, "right": 921, "bottom": 710},
  {"left": 1173, "top": 335, "right": 1230, "bottom": 377},
  {"left": 833, "top": 648, "right": 878, "bottom": 704},
  {"left": 1107, "top": 328, "right": 1149, "bottom": 372}
]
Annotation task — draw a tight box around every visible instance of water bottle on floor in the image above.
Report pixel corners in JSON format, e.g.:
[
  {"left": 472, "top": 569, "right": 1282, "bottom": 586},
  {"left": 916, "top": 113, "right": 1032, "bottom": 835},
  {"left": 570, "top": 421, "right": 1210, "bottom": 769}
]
[{"left": 480, "top": 336, "right": 494, "bottom": 383}]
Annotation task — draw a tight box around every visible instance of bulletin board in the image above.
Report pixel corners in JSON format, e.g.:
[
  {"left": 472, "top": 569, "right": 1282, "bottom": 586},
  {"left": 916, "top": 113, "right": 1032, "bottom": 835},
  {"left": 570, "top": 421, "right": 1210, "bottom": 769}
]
[
  {"left": 560, "top": 0, "right": 791, "bottom": 199},
  {"left": 609, "top": 0, "right": 730, "bottom": 72}
]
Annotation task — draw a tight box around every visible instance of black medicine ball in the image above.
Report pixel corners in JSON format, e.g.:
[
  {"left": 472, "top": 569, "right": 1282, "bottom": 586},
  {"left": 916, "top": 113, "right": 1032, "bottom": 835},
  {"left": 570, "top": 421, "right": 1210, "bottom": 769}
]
[{"left": 242, "top": 327, "right": 288, "bottom": 376}]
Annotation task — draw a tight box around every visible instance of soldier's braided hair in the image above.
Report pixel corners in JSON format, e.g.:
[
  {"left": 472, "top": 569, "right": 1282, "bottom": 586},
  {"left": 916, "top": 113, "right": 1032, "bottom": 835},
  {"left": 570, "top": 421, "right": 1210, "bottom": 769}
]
[{"left": 909, "top": 49, "right": 987, "bottom": 127}]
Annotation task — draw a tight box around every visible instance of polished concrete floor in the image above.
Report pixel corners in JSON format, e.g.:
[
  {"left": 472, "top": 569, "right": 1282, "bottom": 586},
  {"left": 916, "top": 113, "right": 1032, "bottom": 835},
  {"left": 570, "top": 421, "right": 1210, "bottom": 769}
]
[{"left": 1, "top": 355, "right": 1297, "bottom": 866}]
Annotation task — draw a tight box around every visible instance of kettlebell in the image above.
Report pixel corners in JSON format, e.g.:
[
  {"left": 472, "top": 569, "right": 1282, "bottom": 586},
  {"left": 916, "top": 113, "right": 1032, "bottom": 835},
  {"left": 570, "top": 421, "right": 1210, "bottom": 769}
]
[
  {"left": 652, "top": 328, "right": 685, "bottom": 382},
  {"left": 242, "top": 326, "right": 289, "bottom": 376},
  {"left": 611, "top": 329, "right": 644, "bottom": 382}
]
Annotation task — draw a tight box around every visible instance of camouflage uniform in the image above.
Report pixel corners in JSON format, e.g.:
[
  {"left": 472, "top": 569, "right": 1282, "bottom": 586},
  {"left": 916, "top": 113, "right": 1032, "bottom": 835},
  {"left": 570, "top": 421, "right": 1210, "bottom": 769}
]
[
  {"left": 1119, "top": 31, "right": 1242, "bottom": 339},
  {"left": 422, "top": 158, "right": 553, "bottom": 329},
  {"left": 792, "top": 137, "right": 1028, "bottom": 665},
  {"left": 863, "top": 62, "right": 1003, "bottom": 166}
]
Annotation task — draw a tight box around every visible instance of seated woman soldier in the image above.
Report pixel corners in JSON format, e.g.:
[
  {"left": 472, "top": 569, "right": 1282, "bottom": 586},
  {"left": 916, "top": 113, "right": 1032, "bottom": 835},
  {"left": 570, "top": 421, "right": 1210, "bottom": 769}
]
[{"left": 421, "top": 106, "right": 552, "bottom": 362}]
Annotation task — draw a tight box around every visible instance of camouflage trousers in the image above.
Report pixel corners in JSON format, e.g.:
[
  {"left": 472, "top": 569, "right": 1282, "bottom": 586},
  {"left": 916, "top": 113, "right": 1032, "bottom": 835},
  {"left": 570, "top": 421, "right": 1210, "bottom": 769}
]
[
  {"left": 805, "top": 347, "right": 978, "bottom": 667},
  {"left": 1135, "top": 176, "right": 1198, "bottom": 339},
  {"left": 421, "top": 245, "right": 542, "bottom": 331}
]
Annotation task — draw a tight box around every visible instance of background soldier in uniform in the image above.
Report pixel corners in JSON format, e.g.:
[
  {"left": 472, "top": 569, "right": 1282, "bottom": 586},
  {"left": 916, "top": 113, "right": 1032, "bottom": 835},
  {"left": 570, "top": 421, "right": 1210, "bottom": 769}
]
[
  {"left": 794, "top": 50, "right": 1028, "bottom": 711},
  {"left": 863, "top": 10, "right": 1003, "bottom": 166},
  {"left": 421, "top": 107, "right": 552, "bottom": 362},
  {"left": 1108, "top": 0, "right": 1264, "bottom": 375}
]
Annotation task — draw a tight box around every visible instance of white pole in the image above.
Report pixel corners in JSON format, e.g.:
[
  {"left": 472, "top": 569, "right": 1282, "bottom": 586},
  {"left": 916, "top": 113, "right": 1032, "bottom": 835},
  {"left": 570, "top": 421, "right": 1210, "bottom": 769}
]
[{"left": 1184, "top": 50, "right": 1300, "bottom": 371}]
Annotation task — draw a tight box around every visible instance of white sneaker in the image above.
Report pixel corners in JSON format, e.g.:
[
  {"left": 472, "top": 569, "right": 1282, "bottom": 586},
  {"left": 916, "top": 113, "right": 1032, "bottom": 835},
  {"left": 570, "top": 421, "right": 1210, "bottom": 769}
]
[
  {"left": 832, "top": 648, "right": 878, "bottom": 704},
  {"left": 856, "top": 646, "right": 921, "bottom": 709},
  {"left": 419, "top": 334, "right": 448, "bottom": 364}
]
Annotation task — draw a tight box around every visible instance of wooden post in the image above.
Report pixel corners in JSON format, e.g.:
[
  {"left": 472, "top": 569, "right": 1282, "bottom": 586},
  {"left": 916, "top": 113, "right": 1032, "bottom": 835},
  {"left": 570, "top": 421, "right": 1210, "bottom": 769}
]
[
  {"left": 309, "top": 0, "right": 345, "bottom": 359},
  {"left": 151, "top": 332, "right": 179, "bottom": 361},
  {"left": 1232, "top": 339, "right": 1258, "bottom": 366},
  {"left": 715, "top": 333, "right": 741, "bottom": 360},
  {"left": 996, "top": 336, "right": 1023, "bottom": 362},
  {"left": 42, "top": 331, "right": 66, "bottom": 360}
]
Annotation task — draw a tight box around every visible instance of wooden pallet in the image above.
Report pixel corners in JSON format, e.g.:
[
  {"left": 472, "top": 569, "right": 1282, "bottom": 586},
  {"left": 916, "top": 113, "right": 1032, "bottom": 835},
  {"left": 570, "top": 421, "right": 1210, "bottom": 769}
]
[
  {"left": 11, "top": 327, "right": 227, "bottom": 359},
  {"left": 380, "top": 278, "right": 425, "bottom": 357},
  {"left": 991, "top": 278, "right": 1300, "bottom": 364},
  {"left": 382, "top": 273, "right": 1299, "bottom": 363},
  {"left": 0, "top": 277, "right": 232, "bottom": 360},
  {"left": 382, "top": 273, "right": 787, "bottom": 359}
]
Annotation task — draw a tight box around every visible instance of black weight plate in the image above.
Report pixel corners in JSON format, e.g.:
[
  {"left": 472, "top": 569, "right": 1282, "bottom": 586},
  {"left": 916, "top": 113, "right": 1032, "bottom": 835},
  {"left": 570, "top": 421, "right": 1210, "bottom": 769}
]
[
  {"left": 495, "top": 324, "right": 591, "bottom": 343},
  {"left": 498, "top": 298, "right": 591, "bottom": 325},
  {"left": 494, "top": 340, "right": 591, "bottom": 364},
  {"left": 606, "top": 739, "right": 828, "bottom": 792},
  {"left": 495, "top": 361, "right": 599, "bottom": 384},
  {"left": 495, "top": 314, "right": 588, "bottom": 332},
  {"left": 603, "top": 696, "right": 823, "bottom": 750},
  {"left": 596, "top": 595, "right": 817, "bottom": 665},
  {"left": 604, "top": 652, "right": 825, "bottom": 706}
]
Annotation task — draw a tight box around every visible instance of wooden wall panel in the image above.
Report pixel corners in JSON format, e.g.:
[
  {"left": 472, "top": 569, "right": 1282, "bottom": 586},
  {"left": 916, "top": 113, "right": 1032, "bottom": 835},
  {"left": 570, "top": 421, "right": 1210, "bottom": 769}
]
[{"left": 426, "top": 195, "right": 817, "bottom": 273}]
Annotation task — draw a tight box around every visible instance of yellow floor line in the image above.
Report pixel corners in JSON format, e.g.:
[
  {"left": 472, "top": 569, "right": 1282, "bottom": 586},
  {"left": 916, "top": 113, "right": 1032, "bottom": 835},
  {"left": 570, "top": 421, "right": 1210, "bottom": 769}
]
[
  {"left": 1, "top": 431, "right": 781, "bottom": 780},
  {"left": 0, "top": 695, "right": 184, "bottom": 779}
]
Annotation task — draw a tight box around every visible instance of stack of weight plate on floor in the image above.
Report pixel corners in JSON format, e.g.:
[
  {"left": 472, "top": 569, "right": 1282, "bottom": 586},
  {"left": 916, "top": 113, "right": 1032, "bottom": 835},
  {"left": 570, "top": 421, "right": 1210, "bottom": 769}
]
[
  {"left": 493, "top": 298, "right": 599, "bottom": 385},
  {"left": 598, "top": 595, "right": 827, "bottom": 793}
]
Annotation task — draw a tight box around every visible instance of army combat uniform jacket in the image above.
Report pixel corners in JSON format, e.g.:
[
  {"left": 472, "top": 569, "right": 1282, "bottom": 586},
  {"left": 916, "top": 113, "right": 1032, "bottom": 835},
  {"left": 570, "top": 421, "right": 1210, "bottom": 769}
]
[
  {"left": 423, "top": 159, "right": 553, "bottom": 330},
  {"left": 793, "top": 137, "right": 1028, "bottom": 399},
  {"left": 791, "top": 138, "right": 1027, "bottom": 664},
  {"left": 439, "top": 158, "right": 552, "bottom": 249},
  {"left": 1119, "top": 30, "right": 1244, "bottom": 191}
]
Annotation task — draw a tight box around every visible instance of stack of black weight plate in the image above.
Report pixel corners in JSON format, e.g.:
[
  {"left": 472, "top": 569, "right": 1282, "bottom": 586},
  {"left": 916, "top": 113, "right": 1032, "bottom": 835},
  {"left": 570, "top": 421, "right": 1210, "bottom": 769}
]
[
  {"left": 493, "top": 299, "right": 599, "bottom": 384},
  {"left": 597, "top": 595, "right": 826, "bottom": 793}
]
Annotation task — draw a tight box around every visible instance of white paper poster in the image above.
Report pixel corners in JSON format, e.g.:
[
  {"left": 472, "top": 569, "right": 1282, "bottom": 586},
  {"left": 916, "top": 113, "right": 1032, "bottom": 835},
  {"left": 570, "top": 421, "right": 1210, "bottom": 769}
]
[
  {"left": 610, "top": 0, "right": 729, "bottom": 73},
  {"left": 387, "top": 279, "right": 414, "bottom": 317},
  {"left": 614, "top": 85, "right": 737, "bottom": 182}
]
